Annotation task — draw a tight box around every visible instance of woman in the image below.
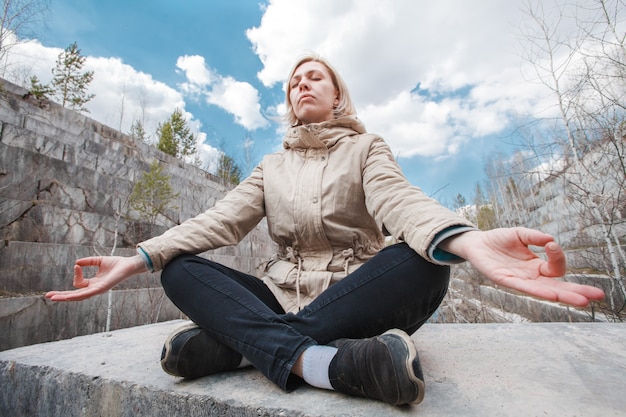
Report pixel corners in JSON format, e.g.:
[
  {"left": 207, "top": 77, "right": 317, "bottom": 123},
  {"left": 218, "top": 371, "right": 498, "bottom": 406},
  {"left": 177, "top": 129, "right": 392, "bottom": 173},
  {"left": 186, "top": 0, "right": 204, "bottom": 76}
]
[{"left": 46, "top": 54, "right": 605, "bottom": 406}]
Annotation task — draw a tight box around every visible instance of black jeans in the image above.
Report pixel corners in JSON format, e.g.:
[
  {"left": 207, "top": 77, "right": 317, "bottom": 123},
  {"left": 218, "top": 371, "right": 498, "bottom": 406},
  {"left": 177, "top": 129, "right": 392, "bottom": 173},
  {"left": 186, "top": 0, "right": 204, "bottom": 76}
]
[{"left": 160, "top": 242, "right": 450, "bottom": 391}]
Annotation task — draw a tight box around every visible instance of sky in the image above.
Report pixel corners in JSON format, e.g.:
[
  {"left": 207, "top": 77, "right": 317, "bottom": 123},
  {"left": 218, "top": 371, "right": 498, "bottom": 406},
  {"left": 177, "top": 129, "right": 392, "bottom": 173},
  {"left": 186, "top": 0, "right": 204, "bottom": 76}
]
[{"left": 3, "top": 0, "right": 621, "bottom": 206}]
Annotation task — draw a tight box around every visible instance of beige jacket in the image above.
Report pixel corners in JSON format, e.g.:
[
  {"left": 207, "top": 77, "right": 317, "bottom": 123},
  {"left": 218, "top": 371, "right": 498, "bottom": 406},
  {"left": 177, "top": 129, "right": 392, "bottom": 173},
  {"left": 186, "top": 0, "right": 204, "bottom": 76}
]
[{"left": 139, "top": 116, "right": 474, "bottom": 313}]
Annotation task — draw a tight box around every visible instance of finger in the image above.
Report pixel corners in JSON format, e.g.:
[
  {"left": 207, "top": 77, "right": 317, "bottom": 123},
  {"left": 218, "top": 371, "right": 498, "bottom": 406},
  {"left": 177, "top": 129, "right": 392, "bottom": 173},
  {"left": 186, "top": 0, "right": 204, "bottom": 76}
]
[
  {"left": 554, "top": 292, "right": 591, "bottom": 307},
  {"left": 516, "top": 283, "right": 588, "bottom": 307},
  {"left": 496, "top": 276, "right": 560, "bottom": 303},
  {"left": 539, "top": 242, "right": 566, "bottom": 277},
  {"left": 516, "top": 227, "right": 554, "bottom": 248},
  {"left": 496, "top": 276, "right": 597, "bottom": 307},
  {"left": 46, "top": 291, "right": 84, "bottom": 301},
  {"left": 72, "top": 264, "right": 89, "bottom": 288},
  {"left": 527, "top": 278, "right": 604, "bottom": 307},
  {"left": 45, "top": 288, "right": 99, "bottom": 302},
  {"left": 45, "top": 290, "right": 68, "bottom": 300},
  {"left": 75, "top": 257, "right": 102, "bottom": 267},
  {"left": 44, "top": 290, "right": 59, "bottom": 299},
  {"left": 583, "top": 286, "right": 606, "bottom": 301},
  {"left": 541, "top": 278, "right": 606, "bottom": 302}
]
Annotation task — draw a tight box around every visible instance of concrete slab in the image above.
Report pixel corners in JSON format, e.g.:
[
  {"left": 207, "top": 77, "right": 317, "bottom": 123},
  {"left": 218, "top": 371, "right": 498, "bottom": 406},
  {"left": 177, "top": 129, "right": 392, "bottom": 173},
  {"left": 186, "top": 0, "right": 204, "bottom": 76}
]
[{"left": 1, "top": 320, "right": 624, "bottom": 416}]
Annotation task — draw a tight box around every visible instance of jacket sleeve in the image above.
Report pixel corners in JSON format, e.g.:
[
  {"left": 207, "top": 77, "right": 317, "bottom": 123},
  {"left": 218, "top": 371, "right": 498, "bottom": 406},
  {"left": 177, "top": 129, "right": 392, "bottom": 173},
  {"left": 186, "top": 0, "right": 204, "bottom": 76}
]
[
  {"left": 362, "top": 135, "right": 476, "bottom": 264},
  {"left": 137, "top": 163, "right": 266, "bottom": 271}
]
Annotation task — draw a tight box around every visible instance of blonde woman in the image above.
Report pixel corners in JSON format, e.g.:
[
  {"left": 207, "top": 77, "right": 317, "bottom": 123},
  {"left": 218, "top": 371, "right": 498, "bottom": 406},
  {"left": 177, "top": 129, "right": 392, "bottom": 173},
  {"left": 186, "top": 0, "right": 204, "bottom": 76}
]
[{"left": 47, "top": 54, "right": 604, "bottom": 406}]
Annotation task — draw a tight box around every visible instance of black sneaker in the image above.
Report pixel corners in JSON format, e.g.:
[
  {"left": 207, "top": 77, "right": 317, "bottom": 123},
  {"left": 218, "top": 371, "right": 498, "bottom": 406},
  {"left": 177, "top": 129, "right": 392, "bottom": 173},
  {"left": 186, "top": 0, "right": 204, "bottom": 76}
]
[
  {"left": 328, "top": 329, "right": 425, "bottom": 406},
  {"left": 160, "top": 322, "right": 242, "bottom": 379}
]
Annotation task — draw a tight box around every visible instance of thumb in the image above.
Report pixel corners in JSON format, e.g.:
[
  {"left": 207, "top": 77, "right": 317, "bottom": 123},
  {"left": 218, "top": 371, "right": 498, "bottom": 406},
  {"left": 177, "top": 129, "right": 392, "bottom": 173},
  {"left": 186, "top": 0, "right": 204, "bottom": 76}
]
[
  {"left": 72, "top": 264, "right": 89, "bottom": 288},
  {"left": 539, "top": 242, "right": 566, "bottom": 277}
]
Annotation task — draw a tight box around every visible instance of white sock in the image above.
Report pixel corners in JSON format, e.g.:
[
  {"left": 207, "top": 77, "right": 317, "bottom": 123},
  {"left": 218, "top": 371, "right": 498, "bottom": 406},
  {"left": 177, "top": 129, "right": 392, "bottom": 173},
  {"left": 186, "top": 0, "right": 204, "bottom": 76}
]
[
  {"left": 301, "top": 345, "right": 337, "bottom": 390},
  {"left": 238, "top": 356, "right": 252, "bottom": 369}
]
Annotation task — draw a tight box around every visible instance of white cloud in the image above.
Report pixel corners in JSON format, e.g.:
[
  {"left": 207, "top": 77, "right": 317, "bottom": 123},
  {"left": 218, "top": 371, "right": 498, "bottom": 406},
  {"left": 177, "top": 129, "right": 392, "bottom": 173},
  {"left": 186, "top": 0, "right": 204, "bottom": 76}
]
[
  {"left": 3, "top": 0, "right": 620, "bottom": 181},
  {"left": 0, "top": 35, "right": 61, "bottom": 83},
  {"left": 197, "top": 141, "right": 222, "bottom": 173},
  {"left": 4, "top": 37, "right": 180, "bottom": 136},
  {"left": 359, "top": 92, "right": 457, "bottom": 157},
  {"left": 175, "top": 55, "right": 213, "bottom": 87},
  {"left": 246, "top": 0, "right": 601, "bottom": 159},
  {"left": 176, "top": 55, "right": 269, "bottom": 131},
  {"left": 1, "top": 36, "right": 219, "bottom": 167},
  {"left": 84, "top": 56, "right": 187, "bottom": 138},
  {"left": 206, "top": 76, "right": 268, "bottom": 130}
]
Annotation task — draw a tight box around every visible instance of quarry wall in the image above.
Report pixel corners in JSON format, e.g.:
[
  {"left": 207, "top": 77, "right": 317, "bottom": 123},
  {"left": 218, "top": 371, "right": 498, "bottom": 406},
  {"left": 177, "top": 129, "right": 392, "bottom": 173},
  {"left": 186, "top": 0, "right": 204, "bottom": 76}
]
[{"left": 0, "top": 79, "right": 277, "bottom": 351}]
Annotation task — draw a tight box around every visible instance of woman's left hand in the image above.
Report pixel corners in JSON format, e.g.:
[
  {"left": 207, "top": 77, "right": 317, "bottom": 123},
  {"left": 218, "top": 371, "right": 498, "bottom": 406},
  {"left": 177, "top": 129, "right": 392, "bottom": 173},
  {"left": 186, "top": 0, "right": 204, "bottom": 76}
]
[{"left": 440, "top": 227, "right": 605, "bottom": 307}]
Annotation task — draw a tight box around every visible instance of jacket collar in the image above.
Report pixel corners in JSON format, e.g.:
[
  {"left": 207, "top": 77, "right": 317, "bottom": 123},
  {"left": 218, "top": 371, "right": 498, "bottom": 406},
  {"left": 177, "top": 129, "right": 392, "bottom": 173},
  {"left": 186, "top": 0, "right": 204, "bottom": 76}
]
[{"left": 283, "top": 116, "right": 367, "bottom": 150}]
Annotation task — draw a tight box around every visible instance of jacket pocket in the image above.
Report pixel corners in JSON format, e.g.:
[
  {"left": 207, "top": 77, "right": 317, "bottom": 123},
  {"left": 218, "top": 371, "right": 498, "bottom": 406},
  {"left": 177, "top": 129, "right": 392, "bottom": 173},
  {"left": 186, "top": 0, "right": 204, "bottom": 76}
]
[{"left": 264, "top": 259, "right": 298, "bottom": 288}]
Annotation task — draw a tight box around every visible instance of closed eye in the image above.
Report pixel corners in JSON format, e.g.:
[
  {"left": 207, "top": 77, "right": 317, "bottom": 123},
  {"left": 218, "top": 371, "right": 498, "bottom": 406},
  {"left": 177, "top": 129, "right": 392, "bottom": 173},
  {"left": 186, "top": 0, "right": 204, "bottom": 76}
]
[{"left": 290, "top": 70, "right": 325, "bottom": 89}]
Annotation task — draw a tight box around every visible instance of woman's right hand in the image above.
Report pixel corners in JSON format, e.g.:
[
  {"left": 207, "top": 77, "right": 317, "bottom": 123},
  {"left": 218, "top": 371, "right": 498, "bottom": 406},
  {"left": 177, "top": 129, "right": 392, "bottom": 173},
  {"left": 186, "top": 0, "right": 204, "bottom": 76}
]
[{"left": 45, "top": 255, "right": 147, "bottom": 301}]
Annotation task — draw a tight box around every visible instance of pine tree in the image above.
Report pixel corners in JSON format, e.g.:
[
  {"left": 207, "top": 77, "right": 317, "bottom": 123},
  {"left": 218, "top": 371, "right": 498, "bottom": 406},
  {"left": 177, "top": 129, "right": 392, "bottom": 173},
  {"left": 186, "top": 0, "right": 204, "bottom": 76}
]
[
  {"left": 452, "top": 193, "right": 467, "bottom": 211},
  {"left": 473, "top": 183, "right": 496, "bottom": 230},
  {"left": 170, "top": 108, "right": 196, "bottom": 158},
  {"left": 129, "top": 119, "right": 148, "bottom": 143},
  {"left": 217, "top": 154, "right": 242, "bottom": 186},
  {"left": 51, "top": 42, "right": 94, "bottom": 112},
  {"left": 129, "top": 160, "right": 179, "bottom": 226},
  {"left": 156, "top": 108, "right": 197, "bottom": 159},
  {"left": 155, "top": 108, "right": 197, "bottom": 159},
  {"left": 28, "top": 75, "right": 53, "bottom": 99},
  {"left": 157, "top": 120, "right": 177, "bottom": 156}
]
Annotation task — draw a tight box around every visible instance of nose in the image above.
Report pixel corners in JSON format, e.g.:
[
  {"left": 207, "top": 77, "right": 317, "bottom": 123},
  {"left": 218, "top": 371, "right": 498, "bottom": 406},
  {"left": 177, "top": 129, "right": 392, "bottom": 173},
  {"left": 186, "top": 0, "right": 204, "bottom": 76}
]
[{"left": 297, "top": 78, "right": 310, "bottom": 91}]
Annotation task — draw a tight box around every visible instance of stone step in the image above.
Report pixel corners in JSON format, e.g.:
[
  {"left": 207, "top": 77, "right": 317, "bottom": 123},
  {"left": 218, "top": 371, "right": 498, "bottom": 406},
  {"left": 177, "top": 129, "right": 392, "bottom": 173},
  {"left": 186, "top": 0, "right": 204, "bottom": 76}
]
[
  {"left": 448, "top": 277, "right": 600, "bottom": 323},
  {"left": 0, "top": 121, "right": 234, "bottom": 244},
  {"left": 0, "top": 136, "right": 220, "bottom": 248},
  {"left": 0, "top": 243, "right": 155, "bottom": 293},
  {"left": 0, "top": 290, "right": 184, "bottom": 352},
  {"left": 1, "top": 119, "right": 151, "bottom": 196},
  {"left": 1, "top": 196, "right": 166, "bottom": 249},
  {"left": 0, "top": 241, "right": 272, "bottom": 351},
  {"left": 1, "top": 111, "right": 226, "bottom": 201},
  {"left": 1, "top": 116, "right": 139, "bottom": 180},
  {"left": 1, "top": 320, "right": 624, "bottom": 416},
  {"left": 0, "top": 241, "right": 270, "bottom": 294}
]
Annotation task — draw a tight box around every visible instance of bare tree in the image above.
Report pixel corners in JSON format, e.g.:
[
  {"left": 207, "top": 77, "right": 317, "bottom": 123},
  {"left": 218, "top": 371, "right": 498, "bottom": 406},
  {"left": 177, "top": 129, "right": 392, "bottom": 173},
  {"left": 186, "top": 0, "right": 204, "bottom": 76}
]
[
  {"left": 0, "top": 0, "right": 49, "bottom": 75},
  {"left": 90, "top": 192, "right": 131, "bottom": 333},
  {"left": 241, "top": 135, "right": 258, "bottom": 178},
  {"left": 117, "top": 76, "right": 126, "bottom": 132},
  {"left": 216, "top": 153, "right": 242, "bottom": 187},
  {"left": 517, "top": 0, "right": 625, "bottom": 319}
]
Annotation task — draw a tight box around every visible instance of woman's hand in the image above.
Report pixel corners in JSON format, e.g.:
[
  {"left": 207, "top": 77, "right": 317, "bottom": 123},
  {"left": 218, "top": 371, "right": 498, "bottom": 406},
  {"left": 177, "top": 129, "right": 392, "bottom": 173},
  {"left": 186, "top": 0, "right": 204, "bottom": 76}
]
[
  {"left": 440, "top": 227, "right": 605, "bottom": 307},
  {"left": 45, "top": 255, "right": 147, "bottom": 301}
]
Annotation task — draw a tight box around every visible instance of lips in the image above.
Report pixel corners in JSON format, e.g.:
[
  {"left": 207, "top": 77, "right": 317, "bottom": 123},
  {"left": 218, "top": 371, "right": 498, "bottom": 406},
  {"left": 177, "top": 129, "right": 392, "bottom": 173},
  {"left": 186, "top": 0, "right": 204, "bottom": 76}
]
[{"left": 298, "top": 94, "right": 315, "bottom": 103}]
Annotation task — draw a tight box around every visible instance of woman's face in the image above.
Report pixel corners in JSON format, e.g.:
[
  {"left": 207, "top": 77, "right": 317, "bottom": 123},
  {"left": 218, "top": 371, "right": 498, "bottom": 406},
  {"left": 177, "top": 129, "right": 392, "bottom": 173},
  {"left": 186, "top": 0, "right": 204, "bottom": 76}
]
[{"left": 288, "top": 61, "right": 339, "bottom": 125}]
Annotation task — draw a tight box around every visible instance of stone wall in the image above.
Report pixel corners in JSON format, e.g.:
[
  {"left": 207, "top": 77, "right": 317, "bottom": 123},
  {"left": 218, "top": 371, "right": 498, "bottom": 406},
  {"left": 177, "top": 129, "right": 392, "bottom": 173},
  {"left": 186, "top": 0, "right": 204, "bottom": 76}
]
[{"left": 0, "top": 79, "right": 277, "bottom": 351}]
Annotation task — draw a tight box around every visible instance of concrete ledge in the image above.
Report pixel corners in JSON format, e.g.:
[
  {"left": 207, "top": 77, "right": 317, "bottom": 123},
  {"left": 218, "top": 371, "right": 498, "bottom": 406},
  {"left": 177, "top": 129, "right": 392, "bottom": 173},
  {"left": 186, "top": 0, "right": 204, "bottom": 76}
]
[{"left": 1, "top": 320, "right": 625, "bottom": 416}]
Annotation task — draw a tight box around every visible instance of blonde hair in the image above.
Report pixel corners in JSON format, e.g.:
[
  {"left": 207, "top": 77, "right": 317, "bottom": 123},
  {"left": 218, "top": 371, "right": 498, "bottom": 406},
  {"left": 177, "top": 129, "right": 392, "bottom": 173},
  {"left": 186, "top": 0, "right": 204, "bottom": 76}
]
[{"left": 283, "top": 54, "right": 356, "bottom": 126}]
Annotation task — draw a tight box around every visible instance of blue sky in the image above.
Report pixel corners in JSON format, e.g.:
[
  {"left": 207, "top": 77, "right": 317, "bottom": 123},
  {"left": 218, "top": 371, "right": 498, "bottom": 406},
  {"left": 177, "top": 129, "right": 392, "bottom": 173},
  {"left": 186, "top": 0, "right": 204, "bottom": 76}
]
[{"left": 5, "top": 0, "right": 613, "bottom": 206}]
